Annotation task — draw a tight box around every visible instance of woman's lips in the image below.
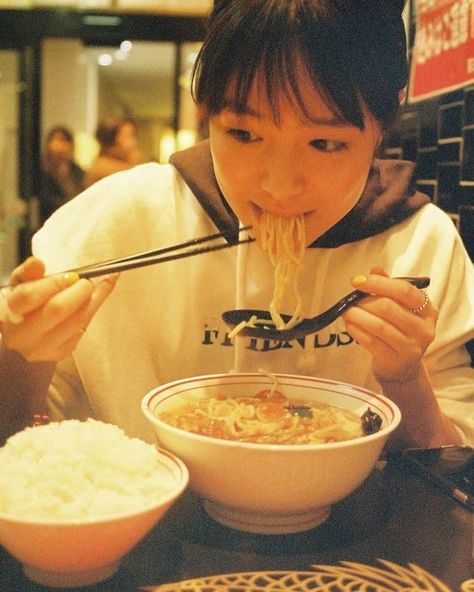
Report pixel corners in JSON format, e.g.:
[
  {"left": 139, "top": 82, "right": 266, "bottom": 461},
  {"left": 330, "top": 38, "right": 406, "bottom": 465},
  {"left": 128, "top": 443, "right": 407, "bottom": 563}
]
[
  {"left": 248, "top": 203, "right": 319, "bottom": 245},
  {"left": 248, "top": 203, "right": 332, "bottom": 246},
  {"left": 250, "top": 202, "right": 314, "bottom": 220}
]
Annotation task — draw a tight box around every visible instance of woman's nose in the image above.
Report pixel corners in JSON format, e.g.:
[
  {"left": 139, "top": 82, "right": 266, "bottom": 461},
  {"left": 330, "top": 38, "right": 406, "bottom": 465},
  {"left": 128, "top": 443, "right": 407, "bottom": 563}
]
[{"left": 260, "top": 150, "right": 305, "bottom": 203}]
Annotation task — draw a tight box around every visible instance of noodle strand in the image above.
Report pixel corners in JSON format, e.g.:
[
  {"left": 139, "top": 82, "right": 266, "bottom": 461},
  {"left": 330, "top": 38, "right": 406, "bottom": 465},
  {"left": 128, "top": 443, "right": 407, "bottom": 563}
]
[{"left": 260, "top": 213, "right": 305, "bottom": 330}]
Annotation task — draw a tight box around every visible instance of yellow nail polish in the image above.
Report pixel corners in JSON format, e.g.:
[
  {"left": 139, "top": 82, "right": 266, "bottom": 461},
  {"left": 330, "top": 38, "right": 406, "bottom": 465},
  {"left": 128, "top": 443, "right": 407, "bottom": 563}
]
[
  {"left": 352, "top": 274, "right": 367, "bottom": 285},
  {"left": 63, "top": 272, "right": 80, "bottom": 285}
]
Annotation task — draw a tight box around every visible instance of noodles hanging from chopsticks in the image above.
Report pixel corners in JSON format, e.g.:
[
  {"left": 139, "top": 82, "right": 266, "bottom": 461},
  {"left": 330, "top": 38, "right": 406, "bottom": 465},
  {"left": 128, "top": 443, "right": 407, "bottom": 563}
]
[
  {"left": 260, "top": 212, "right": 306, "bottom": 330},
  {"left": 227, "top": 213, "right": 306, "bottom": 339}
]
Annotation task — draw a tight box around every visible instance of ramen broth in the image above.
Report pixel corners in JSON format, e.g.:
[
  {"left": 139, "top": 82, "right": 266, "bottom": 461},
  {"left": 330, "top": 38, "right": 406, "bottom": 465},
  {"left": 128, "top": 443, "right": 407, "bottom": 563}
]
[{"left": 158, "top": 389, "right": 376, "bottom": 444}]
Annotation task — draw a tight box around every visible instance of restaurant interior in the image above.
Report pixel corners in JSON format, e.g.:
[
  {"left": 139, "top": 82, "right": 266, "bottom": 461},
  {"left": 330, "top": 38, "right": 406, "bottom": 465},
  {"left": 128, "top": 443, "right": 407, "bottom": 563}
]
[{"left": 0, "top": 2, "right": 472, "bottom": 591}]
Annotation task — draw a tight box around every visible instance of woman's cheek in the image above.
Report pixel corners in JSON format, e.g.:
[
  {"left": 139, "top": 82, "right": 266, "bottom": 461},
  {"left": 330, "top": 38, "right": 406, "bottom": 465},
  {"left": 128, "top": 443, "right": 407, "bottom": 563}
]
[
  {"left": 214, "top": 156, "right": 250, "bottom": 197},
  {"left": 326, "top": 154, "right": 373, "bottom": 202},
  {"left": 213, "top": 145, "right": 258, "bottom": 198}
]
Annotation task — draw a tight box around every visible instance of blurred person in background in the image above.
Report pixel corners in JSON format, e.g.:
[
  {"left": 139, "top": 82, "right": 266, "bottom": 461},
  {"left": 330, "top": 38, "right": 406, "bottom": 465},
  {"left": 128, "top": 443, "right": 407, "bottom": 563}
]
[
  {"left": 40, "top": 126, "right": 85, "bottom": 225},
  {"left": 85, "top": 117, "right": 143, "bottom": 187}
]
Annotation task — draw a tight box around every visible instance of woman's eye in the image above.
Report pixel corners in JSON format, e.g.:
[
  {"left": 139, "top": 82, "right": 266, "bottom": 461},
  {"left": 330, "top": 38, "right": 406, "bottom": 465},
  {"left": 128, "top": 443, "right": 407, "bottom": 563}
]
[
  {"left": 226, "top": 128, "right": 259, "bottom": 143},
  {"left": 310, "top": 139, "right": 347, "bottom": 152}
]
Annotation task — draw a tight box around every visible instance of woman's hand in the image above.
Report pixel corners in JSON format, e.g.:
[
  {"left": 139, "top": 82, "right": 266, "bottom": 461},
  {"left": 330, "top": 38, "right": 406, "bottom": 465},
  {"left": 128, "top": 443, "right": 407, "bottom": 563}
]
[
  {"left": 0, "top": 257, "right": 118, "bottom": 362},
  {"left": 343, "top": 267, "right": 462, "bottom": 448},
  {"left": 342, "top": 267, "right": 437, "bottom": 386}
]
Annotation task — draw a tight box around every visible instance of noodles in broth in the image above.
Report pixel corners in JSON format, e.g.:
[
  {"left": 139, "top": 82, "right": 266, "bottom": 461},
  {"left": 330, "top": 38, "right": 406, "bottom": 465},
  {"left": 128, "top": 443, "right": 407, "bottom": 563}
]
[{"left": 158, "top": 389, "right": 375, "bottom": 444}]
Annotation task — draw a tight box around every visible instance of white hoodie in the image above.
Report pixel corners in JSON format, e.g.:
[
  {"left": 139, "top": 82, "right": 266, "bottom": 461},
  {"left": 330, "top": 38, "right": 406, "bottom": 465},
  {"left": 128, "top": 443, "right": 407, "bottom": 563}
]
[{"left": 33, "top": 146, "right": 474, "bottom": 444}]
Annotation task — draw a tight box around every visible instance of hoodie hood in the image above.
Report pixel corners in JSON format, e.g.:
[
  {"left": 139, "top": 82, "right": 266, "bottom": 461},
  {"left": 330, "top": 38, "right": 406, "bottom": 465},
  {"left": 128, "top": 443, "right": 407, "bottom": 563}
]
[
  {"left": 170, "top": 140, "right": 431, "bottom": 371},
  {"left": 169, "top": 139, "right": 429, "bottom": 247}
]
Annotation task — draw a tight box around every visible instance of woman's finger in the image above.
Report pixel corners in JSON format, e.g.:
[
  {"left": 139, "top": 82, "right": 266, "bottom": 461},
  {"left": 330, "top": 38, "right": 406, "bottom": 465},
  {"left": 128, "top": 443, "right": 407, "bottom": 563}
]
[
  {"left": 344, "top": 317, "right": 420, "bottom": 383},
  {"left": 344, "top": 303, "right": 433, "bottom": 353},
  {"left": 344, "top": 316, "right": 397, "bottom": 357},
  {"left": 351, "top": 273, "right": 432, "bottom": 313},
  {"left": 44, "top": 275, "right": 119, "bottom": 360},
  {"left": 7, "top": 272, "right": 82, "bottom": 317},
  {"left": 3, "top": 280, "right": 94, "bottom": 354},
  {"left": 346, "top": 293, "right": 436, "bottom": 341},
  {"left": 61, "top": 273, "right": 118, "bottom": 335},
  {"left": 9, "top": 256, "right": 46, "bottom": 286},
  {"left": 3, "top": 274, "right": 118, "bottom": 362}
]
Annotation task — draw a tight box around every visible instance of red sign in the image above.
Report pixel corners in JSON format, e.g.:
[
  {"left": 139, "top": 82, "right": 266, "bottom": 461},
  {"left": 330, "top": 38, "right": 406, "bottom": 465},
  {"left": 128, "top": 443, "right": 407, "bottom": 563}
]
[{"left": 409, "top": 0, "right": 474, "bottom": 102}]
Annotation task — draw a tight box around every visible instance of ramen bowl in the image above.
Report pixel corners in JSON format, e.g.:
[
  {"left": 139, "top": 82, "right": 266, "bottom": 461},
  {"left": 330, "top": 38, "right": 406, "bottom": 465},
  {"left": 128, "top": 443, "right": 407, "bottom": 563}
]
[
  {"left": 142, "top": 373, "right": 401, "bottom": 534},
  {"left": 0, "top": 420, "right": 189, "bottom": 588}
]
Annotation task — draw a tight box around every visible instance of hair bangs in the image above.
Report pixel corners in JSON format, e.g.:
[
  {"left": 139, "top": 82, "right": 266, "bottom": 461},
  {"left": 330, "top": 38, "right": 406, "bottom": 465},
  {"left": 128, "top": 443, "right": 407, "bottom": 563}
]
[
  {"left": 193, "top": 4, "right": 354, "bottom": 126},
  {"left": 192, "top": 0, "right": 404, "bottom": 130},
  {"left": 192, "top": 7, "right": 312, "bottom": 122}
]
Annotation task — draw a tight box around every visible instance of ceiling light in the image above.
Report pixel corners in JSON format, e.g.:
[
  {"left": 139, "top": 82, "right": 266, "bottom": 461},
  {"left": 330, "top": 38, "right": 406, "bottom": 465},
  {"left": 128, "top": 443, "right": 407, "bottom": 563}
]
[
  {"left": 98, "top": 54, "right": 113, "bottom": 66},
  {"left": 120, "top": 40, "right": 133, "bottom": 53}
]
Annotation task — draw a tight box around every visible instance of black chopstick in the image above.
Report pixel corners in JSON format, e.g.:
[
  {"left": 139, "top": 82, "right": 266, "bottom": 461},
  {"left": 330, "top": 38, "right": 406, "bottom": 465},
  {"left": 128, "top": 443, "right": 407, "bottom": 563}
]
[
  {"left": 73, "top": 225, "right": 254, "bottom": 273},
  {"left": 0, "top": 227, "right": 254, "bottom": 287},
  {"left": 77, "top": 236, "right": 255, "bottom": 279}
]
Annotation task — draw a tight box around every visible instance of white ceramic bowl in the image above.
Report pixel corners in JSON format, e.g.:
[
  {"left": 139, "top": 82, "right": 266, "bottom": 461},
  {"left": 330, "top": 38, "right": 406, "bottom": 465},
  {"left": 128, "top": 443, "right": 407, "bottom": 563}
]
[
  {"left": 142, "top": 373, "right": 401, "bottom": 535},
  {"left": 0, "top": 447, "right": 188, "bottom": 588}
]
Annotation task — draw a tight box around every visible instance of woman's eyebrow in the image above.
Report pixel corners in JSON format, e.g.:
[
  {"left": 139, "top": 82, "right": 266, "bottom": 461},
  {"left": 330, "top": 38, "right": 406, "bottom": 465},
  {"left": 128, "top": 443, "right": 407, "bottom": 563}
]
[
  {"left": 221, "top": 101, "right": 262, "bottom": 118},
  {"left": 302, "top": 115, "right": 353, "bottom": 128},
  {"left": 221, "top": 101, "right": 352, "bottom": 128}
]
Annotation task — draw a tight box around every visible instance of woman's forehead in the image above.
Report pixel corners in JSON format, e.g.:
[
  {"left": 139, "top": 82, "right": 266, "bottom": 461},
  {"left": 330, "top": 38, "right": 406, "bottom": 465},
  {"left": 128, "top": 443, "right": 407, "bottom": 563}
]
[
  {"left": 223, "top": 70, "right": 347, "bottom": 125},
  {"left": 221, "top": 72, "right": 380, "bottom": 140}
]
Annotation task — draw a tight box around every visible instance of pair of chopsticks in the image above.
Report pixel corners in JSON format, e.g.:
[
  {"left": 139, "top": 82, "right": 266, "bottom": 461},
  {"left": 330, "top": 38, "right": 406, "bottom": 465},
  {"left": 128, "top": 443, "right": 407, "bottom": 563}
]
[{"left": 1, "top": 226, "right": 255, "bottom": 287}]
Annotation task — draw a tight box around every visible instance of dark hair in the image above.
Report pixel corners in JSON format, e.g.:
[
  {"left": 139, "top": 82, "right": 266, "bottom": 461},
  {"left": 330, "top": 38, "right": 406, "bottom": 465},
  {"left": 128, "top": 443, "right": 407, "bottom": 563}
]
[
  {"left": 192, "top": 0, "right": 408, "bottom": 131},
  {"left": 95, "top": 117, "right": 136, "bottom": 148},
  {"left": 46, "top": 126, "right": 74, "bottom": 145}
]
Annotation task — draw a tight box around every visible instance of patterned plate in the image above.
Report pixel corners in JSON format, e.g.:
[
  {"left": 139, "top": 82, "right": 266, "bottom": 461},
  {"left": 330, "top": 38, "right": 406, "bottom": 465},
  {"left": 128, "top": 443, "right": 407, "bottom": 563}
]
[{"left": 142, "top": 559, "right": 473, "bottom": 592}]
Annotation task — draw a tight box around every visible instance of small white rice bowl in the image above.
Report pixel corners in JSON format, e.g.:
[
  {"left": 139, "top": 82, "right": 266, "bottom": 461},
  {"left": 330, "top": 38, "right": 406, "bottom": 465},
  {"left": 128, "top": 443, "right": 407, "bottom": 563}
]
[{"left": 0, "top": 419, "right": 188, "bottom": 588}]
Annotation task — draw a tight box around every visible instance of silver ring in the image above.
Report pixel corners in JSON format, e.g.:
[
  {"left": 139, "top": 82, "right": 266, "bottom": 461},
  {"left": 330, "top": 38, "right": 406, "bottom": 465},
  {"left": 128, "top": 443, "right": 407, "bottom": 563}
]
[{"left": 411, "top": 289, "right": 429, "bottom": 315}]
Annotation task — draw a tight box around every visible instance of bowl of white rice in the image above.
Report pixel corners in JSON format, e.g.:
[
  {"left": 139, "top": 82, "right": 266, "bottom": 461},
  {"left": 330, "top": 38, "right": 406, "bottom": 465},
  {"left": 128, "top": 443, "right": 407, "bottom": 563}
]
[{"left": 0, "top": 418, "right": 188, "bottom": 588}]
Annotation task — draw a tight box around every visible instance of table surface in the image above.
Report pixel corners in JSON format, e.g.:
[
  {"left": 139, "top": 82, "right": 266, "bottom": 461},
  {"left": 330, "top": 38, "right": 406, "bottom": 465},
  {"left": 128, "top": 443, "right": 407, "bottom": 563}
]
[{"left": 0, "top": 460, "right": 472, "bottom": 591}]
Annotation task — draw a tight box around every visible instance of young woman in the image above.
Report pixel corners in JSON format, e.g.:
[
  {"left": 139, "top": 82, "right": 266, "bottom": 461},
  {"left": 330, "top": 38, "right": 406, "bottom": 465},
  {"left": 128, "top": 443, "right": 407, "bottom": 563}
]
[{"left": 1, "top": 0, "right": 472, "bottom": 447}]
